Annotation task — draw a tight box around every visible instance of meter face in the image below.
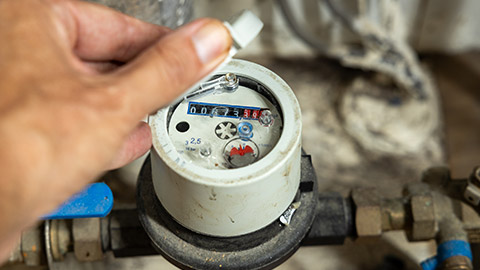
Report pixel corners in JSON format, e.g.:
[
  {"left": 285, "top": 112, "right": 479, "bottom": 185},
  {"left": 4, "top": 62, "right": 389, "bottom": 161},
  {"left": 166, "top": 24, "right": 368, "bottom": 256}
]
[{"left": 167, "top": 75, "right": 283, "bottom": 169}]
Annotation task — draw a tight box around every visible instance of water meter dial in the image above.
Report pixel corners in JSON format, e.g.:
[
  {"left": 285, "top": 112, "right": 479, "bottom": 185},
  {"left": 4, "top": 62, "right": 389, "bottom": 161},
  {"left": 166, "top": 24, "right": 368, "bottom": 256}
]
[{"left": 167, "top": 72, "right": 283, "bottom": 170}]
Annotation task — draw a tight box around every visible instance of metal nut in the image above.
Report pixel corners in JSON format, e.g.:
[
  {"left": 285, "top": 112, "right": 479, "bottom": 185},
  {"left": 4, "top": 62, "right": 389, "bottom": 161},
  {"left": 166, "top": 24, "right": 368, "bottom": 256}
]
[
  {"left": 21, "top": 226, "right": 45, "bottom": 266},
  {"left": 73, "top": 218, "right": 103, "bottom": 261},
  {"left": 464, "top": 184, "right": 480, "bottom": 206},
  {"left": 352, "top": 188, "right": 382, "bottom": 237},
  {"left": 411, "top": 195, "right": 436, "bottom": 240}
]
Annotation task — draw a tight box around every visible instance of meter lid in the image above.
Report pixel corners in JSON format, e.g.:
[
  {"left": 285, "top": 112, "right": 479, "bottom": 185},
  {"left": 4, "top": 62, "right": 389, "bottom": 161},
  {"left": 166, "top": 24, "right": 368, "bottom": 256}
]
[
  {"left": 168, "top": 10, "right": 263, "bottom": 106},
  {"left": 224, "top": 10, "right": 263, "bottom": 52}
]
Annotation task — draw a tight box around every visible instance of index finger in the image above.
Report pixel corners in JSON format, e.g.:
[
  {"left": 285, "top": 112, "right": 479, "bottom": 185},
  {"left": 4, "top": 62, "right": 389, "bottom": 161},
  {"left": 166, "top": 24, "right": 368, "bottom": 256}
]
[{"left": 107, "top": 18, "right": 232, "bottom": 120}]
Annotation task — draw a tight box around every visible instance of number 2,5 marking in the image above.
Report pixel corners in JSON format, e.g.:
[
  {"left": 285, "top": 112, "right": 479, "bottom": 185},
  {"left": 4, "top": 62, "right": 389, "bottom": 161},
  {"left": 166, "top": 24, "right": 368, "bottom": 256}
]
[{"left": 185, "top": 137, "right": 202, "bottom": 145}]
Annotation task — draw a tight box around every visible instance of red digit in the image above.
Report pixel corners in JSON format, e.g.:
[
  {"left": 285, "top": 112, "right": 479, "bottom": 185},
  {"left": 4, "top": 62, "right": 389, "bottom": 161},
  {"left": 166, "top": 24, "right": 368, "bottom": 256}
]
[{"left": 244, "top": 109, "right": 251, "bottom": 118}]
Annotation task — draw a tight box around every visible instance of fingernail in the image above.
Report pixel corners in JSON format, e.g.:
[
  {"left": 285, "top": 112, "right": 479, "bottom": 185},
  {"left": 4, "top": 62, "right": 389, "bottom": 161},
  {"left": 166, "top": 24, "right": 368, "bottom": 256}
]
[{"left": 192, "top": 20, "right": 231, "bottom": 64}]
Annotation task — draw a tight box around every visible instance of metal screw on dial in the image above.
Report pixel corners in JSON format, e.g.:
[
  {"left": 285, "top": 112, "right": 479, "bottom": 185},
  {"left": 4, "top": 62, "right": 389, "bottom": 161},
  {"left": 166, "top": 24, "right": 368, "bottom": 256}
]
[
  {"left": 185, "top": 73, "right": 240, "bottom": 100},
  {"left": 224, "top": 73, "right": 239, "bottom": 90}
]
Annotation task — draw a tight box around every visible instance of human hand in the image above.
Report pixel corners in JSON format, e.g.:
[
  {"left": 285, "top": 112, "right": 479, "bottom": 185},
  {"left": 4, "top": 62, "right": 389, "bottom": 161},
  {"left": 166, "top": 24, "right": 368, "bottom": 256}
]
[{"left": 0, "top": 0, "right": 231, "bottom": 260}]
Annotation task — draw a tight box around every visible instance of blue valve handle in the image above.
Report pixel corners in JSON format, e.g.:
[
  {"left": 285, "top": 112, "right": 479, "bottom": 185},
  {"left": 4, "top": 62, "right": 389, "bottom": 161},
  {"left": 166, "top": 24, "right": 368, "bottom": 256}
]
[{"left": 42, "top": 183, "right": 113, "bottom": 219}]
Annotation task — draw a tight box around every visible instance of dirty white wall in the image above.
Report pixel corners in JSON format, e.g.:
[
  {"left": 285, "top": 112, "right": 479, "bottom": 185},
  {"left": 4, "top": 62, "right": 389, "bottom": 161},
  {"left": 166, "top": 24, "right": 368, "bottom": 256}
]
[{"left": 194, "top": 0, "right": 480, "bottom": 56}]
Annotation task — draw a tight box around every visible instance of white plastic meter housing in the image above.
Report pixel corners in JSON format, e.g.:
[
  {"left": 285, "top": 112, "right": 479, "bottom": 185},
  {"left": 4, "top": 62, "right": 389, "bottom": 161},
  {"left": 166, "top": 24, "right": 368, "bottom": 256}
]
[{"left": 150, "top": 60, "right": 302, "bottom": 237}]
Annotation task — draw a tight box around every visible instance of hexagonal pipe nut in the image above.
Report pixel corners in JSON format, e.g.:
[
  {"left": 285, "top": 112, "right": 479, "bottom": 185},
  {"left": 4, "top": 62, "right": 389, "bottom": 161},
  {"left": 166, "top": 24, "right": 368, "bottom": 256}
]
[
  {"left": 73, "top": 218, "right": 103, "bottom": 261},
  {"left": 21, "top": 227, "right": 45, "bottom": 266},
  {"left": 352, "top": 188, "right": 382, "bottom": 237},
  {"left": 411, "top": 195, "right": 436, "bottom": 241}
]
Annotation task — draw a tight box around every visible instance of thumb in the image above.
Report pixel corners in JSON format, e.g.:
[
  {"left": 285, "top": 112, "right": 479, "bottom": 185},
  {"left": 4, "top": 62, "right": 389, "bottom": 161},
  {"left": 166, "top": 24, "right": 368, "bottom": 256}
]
[{"left": 111, "top": 18, "right": 232, "bottom": 118}]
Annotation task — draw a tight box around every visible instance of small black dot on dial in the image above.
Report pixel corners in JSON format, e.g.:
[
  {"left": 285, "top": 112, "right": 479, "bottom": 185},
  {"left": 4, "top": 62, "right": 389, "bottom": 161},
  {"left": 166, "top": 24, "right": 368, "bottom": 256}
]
[{"left": 176, "top": 121, "right": 190, "bottom": 133}]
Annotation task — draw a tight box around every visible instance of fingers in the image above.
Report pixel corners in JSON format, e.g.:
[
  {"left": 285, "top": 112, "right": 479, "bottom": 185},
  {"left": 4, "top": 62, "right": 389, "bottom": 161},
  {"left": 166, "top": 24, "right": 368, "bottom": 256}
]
[
  {"left": 65, "top": 0, "right": 170, "bottom": 62},
  {"left": 108, "top": 122, "right": 152, "bottom": 169},
  {"left": 111, "top": 18, "right": 232, "bottom": 117},
  {"left": 82, "top": 61, "right": 123, "bottom": 74}
]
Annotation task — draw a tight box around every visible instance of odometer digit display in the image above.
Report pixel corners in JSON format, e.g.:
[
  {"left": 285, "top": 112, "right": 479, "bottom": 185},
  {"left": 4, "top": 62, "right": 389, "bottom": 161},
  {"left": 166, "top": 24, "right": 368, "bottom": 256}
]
[{"left": 187, "top": 101, "right": 265, "bottom": 120}]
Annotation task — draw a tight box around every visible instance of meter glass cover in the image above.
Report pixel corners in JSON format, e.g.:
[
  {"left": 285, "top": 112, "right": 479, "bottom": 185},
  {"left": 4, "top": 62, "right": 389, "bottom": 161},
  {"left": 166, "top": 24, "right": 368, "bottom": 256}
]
[{"left": 167, "top": 75, "right": 283, "bottom": 169}]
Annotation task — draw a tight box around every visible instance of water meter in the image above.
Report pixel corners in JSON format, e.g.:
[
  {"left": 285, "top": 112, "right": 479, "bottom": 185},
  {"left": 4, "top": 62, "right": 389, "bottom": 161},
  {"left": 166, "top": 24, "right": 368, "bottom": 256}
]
[
  {"left": 144, "top": 10, "right": 301, "bottom": 238},
  {"left": 150, "top": 59, "right": 302, "bottom": 237}
]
